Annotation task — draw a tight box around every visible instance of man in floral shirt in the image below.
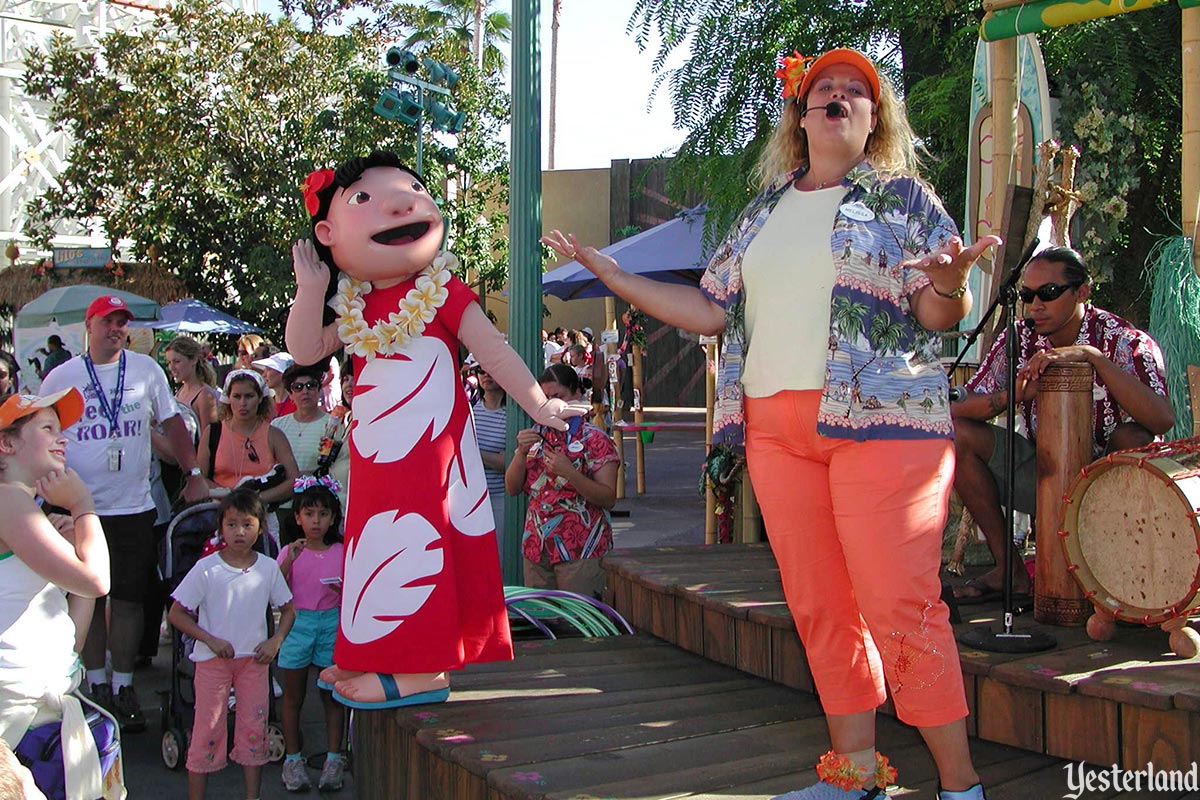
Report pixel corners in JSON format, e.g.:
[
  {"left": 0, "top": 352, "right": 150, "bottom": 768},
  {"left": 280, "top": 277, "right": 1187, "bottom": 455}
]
[{"left": 951, "top": 246, "right": 1174, "bottom": 600}]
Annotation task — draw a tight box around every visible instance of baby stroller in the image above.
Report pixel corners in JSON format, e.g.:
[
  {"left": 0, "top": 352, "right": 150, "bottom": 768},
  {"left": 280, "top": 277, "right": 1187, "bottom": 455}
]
[{"left": 157, "top": 500, "right": 285, "bottom": 770}]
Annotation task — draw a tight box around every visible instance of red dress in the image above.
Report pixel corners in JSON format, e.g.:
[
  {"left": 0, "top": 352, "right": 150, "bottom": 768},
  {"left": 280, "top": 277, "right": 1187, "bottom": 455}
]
[{"left": 334, "top": 274, "right": 513, "bottom": 673}]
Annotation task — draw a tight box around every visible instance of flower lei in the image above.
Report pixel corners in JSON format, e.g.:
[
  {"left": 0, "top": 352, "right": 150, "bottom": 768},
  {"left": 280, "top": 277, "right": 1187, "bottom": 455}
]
[
  {"left": 815, "top": 750, "right": 898, "bottom": 792},
  {"left": 333, "top": 251, "right": 458, "bottom": 360},
  {"left": 776, "top": 51, "right": 815, "bottom": 100}
]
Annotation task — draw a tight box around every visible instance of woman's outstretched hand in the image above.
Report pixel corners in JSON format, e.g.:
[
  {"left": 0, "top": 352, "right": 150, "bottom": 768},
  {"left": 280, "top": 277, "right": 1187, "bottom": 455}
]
[
  {"left": 292, "top": 239, "right": 330, "bottom": 291},
  {"left": 910, "top": 234, "right": 1002, "bottom": 294},
  {"left": 541, "top": 231, "right": 621, "bottom": 283}
]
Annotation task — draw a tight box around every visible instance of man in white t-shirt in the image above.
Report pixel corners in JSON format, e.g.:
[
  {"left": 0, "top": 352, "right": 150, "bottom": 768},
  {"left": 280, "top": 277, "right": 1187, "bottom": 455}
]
[{"left": 41, "top": 295, "right": 207, "bottom": 733}]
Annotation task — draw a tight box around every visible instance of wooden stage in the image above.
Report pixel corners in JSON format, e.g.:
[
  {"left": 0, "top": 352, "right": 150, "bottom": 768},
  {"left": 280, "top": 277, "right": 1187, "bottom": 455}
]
[{"left": 353, "top": 544, "right": 1200, "bottom": 800}]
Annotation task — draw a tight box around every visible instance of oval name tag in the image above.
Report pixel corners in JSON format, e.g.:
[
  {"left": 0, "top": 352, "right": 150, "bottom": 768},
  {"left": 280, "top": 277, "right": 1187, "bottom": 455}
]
[
  {"left": 839, "top": 201, "right": 875, "bottom": 222},
  {"left": 568, "top": 440, "right": 585, "bottom": 454}
]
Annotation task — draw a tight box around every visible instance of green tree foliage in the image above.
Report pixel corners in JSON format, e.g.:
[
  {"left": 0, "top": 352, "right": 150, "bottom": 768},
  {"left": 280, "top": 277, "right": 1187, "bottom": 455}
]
[
  {"left": 626, "top": 1, "right": 1180, "bottom": 322},
  {"left": 627, "top": 0, "right": 980, "bottom": 239},
  {"left": 22, "top": 0, "right": 514, "bottom": 338},
  {"left": 22, "top": 0, "right": 399, "bottom": 335},
  {"left": 1041, "top": 10, "right": 1180, "bottom": 323}
]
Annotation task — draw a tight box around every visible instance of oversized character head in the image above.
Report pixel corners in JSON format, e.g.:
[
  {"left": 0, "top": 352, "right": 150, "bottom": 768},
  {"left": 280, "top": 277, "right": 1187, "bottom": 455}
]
[{"left": 304, "top": 151, "right": 445, "bottom": 324}]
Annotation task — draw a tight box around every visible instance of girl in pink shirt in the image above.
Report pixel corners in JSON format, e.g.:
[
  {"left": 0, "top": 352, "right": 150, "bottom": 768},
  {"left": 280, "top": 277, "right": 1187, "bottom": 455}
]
[{"left": 275, "top": 478, "right": 345, "bottom": 792}]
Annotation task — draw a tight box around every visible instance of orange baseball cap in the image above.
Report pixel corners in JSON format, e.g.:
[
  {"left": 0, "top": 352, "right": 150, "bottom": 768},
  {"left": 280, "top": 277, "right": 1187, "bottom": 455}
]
[
  {"left": 0, "top": 387, "right": 84, "bottom": 430},
  {"left": 797, "top": 48, "right": 881, "bottom": 103},
  {"left": 85, "top": 295, "right": 134, "bottom": 322}
]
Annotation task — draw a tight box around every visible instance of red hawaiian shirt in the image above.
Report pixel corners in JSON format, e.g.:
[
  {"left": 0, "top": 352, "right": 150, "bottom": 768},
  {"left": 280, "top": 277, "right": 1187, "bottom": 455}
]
[
  {"left": 520, "top": 423, "right": 619, "bottom": 565},
  {"left": 967, "top": 304, "right": 1168, "bottom": 457}
]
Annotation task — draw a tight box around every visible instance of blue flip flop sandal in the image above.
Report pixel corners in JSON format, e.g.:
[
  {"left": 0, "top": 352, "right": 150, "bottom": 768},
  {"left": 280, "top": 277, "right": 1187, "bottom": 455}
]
[{"left": 332, "top": 673, "right": 450, "bottom": 710}]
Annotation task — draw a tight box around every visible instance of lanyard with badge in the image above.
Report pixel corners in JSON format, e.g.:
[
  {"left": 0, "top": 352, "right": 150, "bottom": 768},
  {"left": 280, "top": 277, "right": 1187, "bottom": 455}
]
[{"left": 84, "top": 351, "right": 126, "bottom": 471}]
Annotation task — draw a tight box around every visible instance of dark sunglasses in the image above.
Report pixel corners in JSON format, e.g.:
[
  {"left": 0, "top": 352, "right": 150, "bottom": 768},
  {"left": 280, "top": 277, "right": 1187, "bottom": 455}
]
[
  {"left": 1018, "top": 282, "right": 1080, "bottom": 304},
  {"left": 290, "top": 381, "right": 320, "bottom": 392},
  {"left": 245, "top": 439, "right": 260, "bottom": 464}
]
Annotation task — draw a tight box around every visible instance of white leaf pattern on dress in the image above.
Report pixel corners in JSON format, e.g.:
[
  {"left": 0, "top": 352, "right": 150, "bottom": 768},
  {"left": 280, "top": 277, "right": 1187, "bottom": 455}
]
[
  {"left": 448, "top": 416, "right": 495, "bottom": 537},
  {"left": 341, "top": 510, "right": 444, "bottom": 644},
  {"left": 351, "top": 337, "right": 454, "bottom": 464}
]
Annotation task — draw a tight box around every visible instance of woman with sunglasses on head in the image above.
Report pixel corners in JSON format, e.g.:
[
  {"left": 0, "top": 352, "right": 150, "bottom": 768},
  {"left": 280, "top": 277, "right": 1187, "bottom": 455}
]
[
  {"left": 544, "top": 48, "right": 999, "bottom": 800},
  {"left": 198, "top": 370, "right": 299, "bottom": 534}
]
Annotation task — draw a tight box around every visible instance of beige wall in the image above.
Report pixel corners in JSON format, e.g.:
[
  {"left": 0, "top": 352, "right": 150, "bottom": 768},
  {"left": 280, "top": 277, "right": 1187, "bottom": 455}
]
[{"left": 482, "top": 167, "right": 612, "bottom": 339}]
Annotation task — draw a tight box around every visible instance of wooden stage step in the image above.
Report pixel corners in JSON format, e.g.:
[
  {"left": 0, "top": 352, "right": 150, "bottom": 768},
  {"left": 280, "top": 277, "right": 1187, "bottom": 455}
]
[
  {"left": 351, "top": 633, "right": 1137, "bottom": 800},
  {"left": 603, "top": 544, "right": 1200, "bottom": 775}
]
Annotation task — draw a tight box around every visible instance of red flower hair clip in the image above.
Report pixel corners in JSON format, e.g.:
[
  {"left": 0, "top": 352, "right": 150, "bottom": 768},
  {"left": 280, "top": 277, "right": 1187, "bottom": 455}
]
[
  {"left": 776, "top": 51, "right": 814, "bottom": 100},
  {"left": 300, "top": 168, "right": 335, "bottom": 217}
]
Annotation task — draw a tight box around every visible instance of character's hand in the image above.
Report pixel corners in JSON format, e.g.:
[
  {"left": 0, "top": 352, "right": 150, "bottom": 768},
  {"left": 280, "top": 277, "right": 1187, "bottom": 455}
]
[
  {"left": 541, "top": 230, "right": 622, "bottom": 283},
  {"left": 514, "top": 428, "right": 543, "bottom": 454},
  {"left": 910, "top": 235, "right": 1001, "bottom": 296},
  {"left": 530, "top": 397, "right": 592, "bottom": 432},
  {"left": 253, "top": 638, "right": 280, "bottom": 664},
  {"left": 293, "top": 239, "right": 330, "bottom": 292},
  {"left": 35, "top": 468, "right": 93, "bottom": 516},
  {"left": 541, "top": 448, "right": 577, "bottom": 480},
  {"left": 208, "top": 637, "right": 235, "bottom": 659}
]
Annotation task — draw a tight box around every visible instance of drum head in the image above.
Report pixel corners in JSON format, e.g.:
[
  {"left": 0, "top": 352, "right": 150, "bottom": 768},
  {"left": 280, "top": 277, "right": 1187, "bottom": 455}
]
[{"left": 1075, "top": 460, "right": 1200, "bottom": 619}]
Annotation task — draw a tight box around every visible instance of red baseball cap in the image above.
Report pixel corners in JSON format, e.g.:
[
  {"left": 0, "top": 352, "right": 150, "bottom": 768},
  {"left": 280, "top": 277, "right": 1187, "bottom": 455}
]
[
  {"left": 0, "top": 387, "right": 84, "bottom": 430},
  {"left": 85, "top": 295, "right": 134, "bottom": 322},
  {"left": 797, "top": 48, "right": 881, "bottom": 104}
]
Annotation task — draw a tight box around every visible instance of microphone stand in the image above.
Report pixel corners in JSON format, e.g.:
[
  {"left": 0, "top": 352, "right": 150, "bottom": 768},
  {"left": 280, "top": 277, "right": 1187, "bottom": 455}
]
[{"left": 954, "top": 238, "right": 1056, "bottom": 653}]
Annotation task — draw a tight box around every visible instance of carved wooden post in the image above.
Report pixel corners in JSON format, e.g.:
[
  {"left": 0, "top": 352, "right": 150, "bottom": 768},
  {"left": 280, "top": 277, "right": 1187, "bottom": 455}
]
[{"left": 1034, "top": 360, "right": 1093, "bottom": 625}]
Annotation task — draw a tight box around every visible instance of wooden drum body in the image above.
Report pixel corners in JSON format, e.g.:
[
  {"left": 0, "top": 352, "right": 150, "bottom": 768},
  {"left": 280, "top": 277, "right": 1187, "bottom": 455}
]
[{"left": 1061, "top": 439, "right": 1200, "bottom": 657}]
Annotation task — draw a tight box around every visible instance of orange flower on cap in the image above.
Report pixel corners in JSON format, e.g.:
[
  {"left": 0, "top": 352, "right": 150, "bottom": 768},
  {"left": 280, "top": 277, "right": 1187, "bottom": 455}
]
[
  {"left": 301, "top": 168, "right": 335, "bottom": 217},
  {"left": 776, "top": 51, "right": 815, "bottom": 100}
]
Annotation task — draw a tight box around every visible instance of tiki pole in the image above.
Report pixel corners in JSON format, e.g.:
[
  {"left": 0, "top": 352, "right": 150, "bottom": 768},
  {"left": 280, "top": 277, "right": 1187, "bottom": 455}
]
[{"left": 1034, "top": 360, "right": 1093, "bottom": 626}]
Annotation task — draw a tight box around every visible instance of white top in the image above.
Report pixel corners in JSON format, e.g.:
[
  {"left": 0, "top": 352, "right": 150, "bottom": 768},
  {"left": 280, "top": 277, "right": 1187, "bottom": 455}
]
[
  {"left": 0, "top": 551, "right": 76, "bottom": 679},
  {"left": 271, "top": 412, "right": 329, "bottom": 510},
  {"left": 543, "top": 340, "right": 565, "bottom": 367},
  {"left": 171, "top": 552, "right": 292, "bottom": 662},
  {"left": 41, "top": 351, "right": 178, "bottom": 514},
  {"left": 740, "top": 186, "right": 843, "bottom": 397}
]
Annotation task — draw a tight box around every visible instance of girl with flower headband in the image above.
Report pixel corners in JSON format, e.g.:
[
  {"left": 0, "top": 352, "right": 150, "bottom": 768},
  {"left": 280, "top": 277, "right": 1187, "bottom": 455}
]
[
  {"left": 543, "top": 49, "right": 994, "bottom": 800},
  {"left": 285, "top": 150, "right": 588, "bottom": 709},
  {"left": 275, "top": 477, "right": 345, "bottom": 792}
]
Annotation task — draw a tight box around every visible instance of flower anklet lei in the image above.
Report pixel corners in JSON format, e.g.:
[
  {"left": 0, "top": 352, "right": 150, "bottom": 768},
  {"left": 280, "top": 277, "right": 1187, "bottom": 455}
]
[{"left": 815, "top": 750, "right": 898, "bottom": 792}]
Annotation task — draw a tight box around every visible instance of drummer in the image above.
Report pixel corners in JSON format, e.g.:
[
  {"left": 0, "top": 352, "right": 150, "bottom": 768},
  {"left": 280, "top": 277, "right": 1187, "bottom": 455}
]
[{"left": 950, "top": 246, "right": 1173, "bottom": 602}]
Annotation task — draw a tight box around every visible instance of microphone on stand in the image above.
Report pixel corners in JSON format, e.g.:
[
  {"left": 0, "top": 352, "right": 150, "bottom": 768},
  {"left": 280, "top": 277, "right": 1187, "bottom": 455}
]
[
  {"left": 1023, "top": 318, "right": 1036, "bottom": 329},
  {"left": 800, "top": 101, "right": 848, "bottom": 119},
  {"left": 948, "top": 386, "right": 968, "bottom": 403}
]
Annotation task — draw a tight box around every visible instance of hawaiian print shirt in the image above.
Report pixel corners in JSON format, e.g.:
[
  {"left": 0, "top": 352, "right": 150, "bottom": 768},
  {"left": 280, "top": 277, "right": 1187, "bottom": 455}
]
[
  {"left": 520, "top": 423, "right": 620, "bottom": 565},
  {"left": 700, "top": 160, "right": 958, "bottom": 450},
  {"left": 966, "top": 304, "right": 1168, "bottom": 458}
]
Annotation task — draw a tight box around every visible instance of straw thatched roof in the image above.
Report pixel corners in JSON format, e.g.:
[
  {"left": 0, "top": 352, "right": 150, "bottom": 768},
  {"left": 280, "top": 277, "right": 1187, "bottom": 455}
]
[{"left": 0, "top": 261, "right": 187, "bottom": 311}]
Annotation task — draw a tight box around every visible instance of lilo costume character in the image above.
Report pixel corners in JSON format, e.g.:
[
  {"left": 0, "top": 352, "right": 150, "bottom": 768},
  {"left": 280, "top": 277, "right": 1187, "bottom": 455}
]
[{"left": 285, "top": 151, "right": 587, "bottom": 709}]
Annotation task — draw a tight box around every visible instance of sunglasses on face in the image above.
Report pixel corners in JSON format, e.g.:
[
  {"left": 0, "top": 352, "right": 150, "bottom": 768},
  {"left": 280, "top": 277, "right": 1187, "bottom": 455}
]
[
  {"left": 245, "top": 439, "right": 260, "bottom": 464},
  {"left": 1018, "top": 282, "right": 1080, "bottom": 304},
  {"left": 290, "top": 381, "right": 320, "bottom": 392}
]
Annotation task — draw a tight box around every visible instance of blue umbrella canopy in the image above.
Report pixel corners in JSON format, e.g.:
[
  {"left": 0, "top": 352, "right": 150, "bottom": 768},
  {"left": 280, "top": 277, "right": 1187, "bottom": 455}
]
[
  {"left": 140, "top": 298, "right": 262, "bottom": 334},
  {"left": 16, "top": 284, "right": 160, "bottom": 327},
  {"left": 542, "top": 205, "right": 712, "bottom": 300}
]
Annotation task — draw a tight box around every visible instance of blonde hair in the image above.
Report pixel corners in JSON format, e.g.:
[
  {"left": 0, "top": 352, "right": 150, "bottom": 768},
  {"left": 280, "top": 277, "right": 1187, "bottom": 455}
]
[
  {"left": 754, "top": 60, "right": 921, "bottom": 189},
  {"left": 164, "top": 335, "right": 217, "bottom": 387}
]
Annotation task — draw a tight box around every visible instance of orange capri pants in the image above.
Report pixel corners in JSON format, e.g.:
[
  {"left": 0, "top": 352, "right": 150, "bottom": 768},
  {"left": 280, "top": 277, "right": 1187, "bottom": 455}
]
[{"left": 745, "top": 391, "right": 967, "bottom": 728}]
